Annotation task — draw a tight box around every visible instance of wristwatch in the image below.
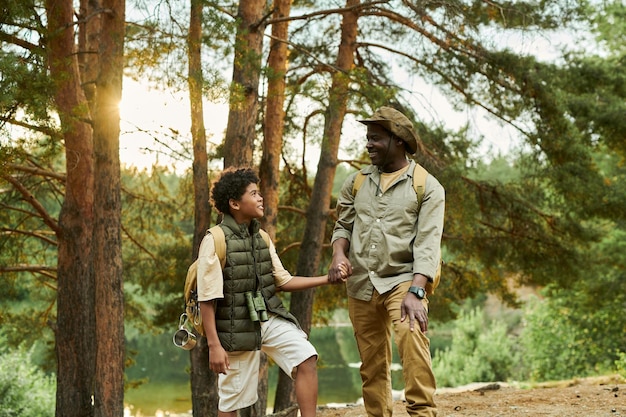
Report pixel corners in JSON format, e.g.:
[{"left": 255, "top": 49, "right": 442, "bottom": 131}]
[{"left": 408, "top": 286, "right": 426, "bottom": 299}]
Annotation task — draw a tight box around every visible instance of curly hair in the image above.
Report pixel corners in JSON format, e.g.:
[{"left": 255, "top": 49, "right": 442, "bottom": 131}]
[{"left": 210, "top": 167, "right": 260, "bottom": 214}]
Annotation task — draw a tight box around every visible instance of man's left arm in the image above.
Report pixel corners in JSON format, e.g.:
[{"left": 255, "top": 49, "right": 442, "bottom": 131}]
[{"left": 402, "top": 176, "right": 445, "bottom": 332}]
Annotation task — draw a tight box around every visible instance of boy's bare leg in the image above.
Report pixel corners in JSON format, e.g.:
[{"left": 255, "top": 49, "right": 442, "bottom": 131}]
[
  {"left": 295, "top": 355, "right": 319, "bottom": 417},
  {"left": 218, "top": 411, "right": 236, "bottom": 417}
]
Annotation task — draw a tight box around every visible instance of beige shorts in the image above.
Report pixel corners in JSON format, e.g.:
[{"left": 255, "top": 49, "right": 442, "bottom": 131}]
[{"left": 217, "top": 314, "right": 318, "bottom": 412}]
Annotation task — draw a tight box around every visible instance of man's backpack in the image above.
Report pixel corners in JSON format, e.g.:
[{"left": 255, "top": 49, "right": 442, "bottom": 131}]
[
  {"left": 351, "top": 162, "right": 442, "bottom": 295},
  {"left": 183, "top": 225, "right": 271, "bottom": 336}
]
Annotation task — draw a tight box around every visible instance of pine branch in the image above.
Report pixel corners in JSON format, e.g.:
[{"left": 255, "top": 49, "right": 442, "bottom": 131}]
[{"left": 1, "top": 175, "right": 60, "bottom": 235}]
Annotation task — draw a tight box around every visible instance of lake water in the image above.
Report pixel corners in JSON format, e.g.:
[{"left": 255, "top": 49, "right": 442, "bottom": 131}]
[{"left": 124, "top": 325, "right": 407, "bottom": 415}]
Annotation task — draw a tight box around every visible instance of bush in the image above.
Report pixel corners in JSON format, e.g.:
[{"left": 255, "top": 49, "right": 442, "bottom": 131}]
[
  {"left": 432, "top": 307, "right": 516, "bottom": 387},
  {"left": 519, "top": 291, "right": 625, "bottom": 382},
  {"left": 616, "top": 351, "right": 626, "bottom": 379},
  {"left": 0, "top": 347, "right": 55, "bottom": 417}
]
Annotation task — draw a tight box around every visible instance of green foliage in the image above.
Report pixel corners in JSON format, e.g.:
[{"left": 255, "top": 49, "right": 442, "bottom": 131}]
[
  {"left": 591, "top": 1, "right": 626, "bottom": 55},
  {"left": 520, "top": 285, "right": 626, "bottom": 380},
  {"left": 120, "top": 166, "right": 195, "bottom": 331},
  {"left": 517, "top": 225, "right": 626, "bottom": 381},
  {"left": 616, "top": 352, "right": 626, "bottom": 379},
  {"left": 432, "top": 307, "right": 517, "bottom": 387},
  {"left": 125, "top": 330, "right": 190, "bottom": 384},
  {"left": 0, "top": 345, "right": 55, "bottom": 417},
  {"left": 519, "top": 296, "right": 590, "bottom": 381}
]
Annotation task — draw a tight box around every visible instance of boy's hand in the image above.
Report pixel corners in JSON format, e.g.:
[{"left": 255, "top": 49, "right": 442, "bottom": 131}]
[
  {"left": 338, "top": 262, "right": 349, "bottom": 281},
  {"left": 208, "top": 344, "right": 230, "bottom": 375}
]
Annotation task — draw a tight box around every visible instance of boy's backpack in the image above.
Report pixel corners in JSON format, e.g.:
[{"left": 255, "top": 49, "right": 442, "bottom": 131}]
[
  {"left": 351, "top": 162, "right": 442, "bottom": 295},
  {"left": 183, "top": 225, "right": 271, "bottom": 336}
]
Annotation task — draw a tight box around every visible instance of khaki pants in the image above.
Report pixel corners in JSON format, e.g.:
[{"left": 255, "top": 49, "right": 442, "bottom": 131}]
[{"left": 348, "top": 281, "right": 437, "bottom": 417}]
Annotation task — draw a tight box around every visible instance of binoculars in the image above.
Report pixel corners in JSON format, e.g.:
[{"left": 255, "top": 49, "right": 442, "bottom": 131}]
[{"left": 245, "top": 291, "right": 268, "bottom": 322}]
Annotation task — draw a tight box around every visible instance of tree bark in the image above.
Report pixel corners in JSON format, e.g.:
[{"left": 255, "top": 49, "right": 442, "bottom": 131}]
[
  {"left": 276, "top": 0, "right": 360, "bottom": 410},
  {"left": 46, "top": 0, "right": 96, "bottom": 416},
  {"left": 260, "top": 1, "right": 293, "bottom": 415},
  {"left": 260, "top": 1, "right": 296, "bottom": 415},
  {"left": 92, "top": 0, "right": 126, "bottom": 416},
  {"left": 188, "top": 0, "right": 219, "bottom": 415},
  {"left": 222, "top": 2, "right": 268, "bottom": 415},
  {"left": 78, "top": 0, "right": 102, "bottom": 110},
  {"left": 222, "top": 0, "right": 267, "bottom": 168},
  {"left": 260, "top": 0, "right": 291, "bottom": 240}
]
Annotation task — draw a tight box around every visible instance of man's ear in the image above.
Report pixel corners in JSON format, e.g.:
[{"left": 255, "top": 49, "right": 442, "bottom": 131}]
[{"left": 229, "top": 198, "right": 239, "bottom": 211}]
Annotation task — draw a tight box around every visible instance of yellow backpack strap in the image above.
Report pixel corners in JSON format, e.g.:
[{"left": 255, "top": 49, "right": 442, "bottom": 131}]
[
  {"left": 412, "top": 163, "right": 428, "bottom": 207},
  {"left": 208, "top": 225, "right": 226, "bottom": 269},
  {"left": 351, "top": 171, "right": 366, "bottom": 196},
  {"left": 411, "top": 162, "right": 442, "bottom": 295},
  {"left": 183, "top": 259, "right": 199, "bottom": 305},
  {"left": 259, "top": 229, "right": 271, "bottom": 248}
]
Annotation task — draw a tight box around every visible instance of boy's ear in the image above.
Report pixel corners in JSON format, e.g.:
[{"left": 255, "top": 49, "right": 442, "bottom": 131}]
[{"left": 228, "top": 198, "right": 239, "bottom": 211}]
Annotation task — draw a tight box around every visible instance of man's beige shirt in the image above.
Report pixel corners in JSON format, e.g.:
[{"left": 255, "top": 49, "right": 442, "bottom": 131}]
[
  {"left": 331, "top": 160, "right": 445, "bottom": 301},
  {"left": 196, "top": 232, "right": 292, "bottom": 302}
]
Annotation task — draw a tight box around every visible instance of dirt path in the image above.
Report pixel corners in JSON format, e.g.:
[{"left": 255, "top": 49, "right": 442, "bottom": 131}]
[{"left": 315, "top": 376, "right": 625, "bottom": 417}]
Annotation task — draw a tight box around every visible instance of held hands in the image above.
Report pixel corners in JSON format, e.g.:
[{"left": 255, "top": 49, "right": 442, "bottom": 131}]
[{"left": 329, "top": 256, "right": 352, "bottom": 283}]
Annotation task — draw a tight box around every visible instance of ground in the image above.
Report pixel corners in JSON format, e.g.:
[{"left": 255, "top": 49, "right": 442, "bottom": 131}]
[{"left": 315, "top": 375, "right": 626, "bottom": 417}]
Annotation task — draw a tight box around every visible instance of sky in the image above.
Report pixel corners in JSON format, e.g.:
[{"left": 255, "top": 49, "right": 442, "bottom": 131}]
[
  {"left": 119, "top": 79, "right": 228, "bottom": 172},
  {"left": 118, "top": 16, "right": 592, "bottom": 172}
]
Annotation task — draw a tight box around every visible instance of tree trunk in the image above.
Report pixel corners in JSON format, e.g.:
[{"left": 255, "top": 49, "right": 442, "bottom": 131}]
[
  {"left": 46, "top": 1, "right": 96, "bottom": 416},
  {"left": 261, "top": 1, "right": 292, "bottom": 415},
  {"left": 275, "top": 0, "right": 360, "bottom": 411},
  {"left": 188, "top": 0, "right": 219, "bottom": 415},
  {"left": 222, "top": 0, "right": 267, "bottom": 168},
  {"left": 260, "top": 1, "right": 296, "bottom": 414},
  {"left": 92, "top": 0, "right": 125, "bottom": 416},
  {"left": 77, "top": 0, "right": 101, "bottom": 110},
  {"left": 222, "top": 2, "right": 268, "bottom": 415},
  {"left": 260, "top": 0, "right": 291, "bottom": 240}
]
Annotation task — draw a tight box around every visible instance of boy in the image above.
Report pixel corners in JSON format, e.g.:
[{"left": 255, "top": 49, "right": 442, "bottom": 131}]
[{"left": 197, "top": 167, "right": 343, "bottom": 417}]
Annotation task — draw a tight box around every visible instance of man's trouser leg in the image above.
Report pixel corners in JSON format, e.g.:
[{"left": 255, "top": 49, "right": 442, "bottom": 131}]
[
  {"left": 390, "top": 282, "right": 437, "bottom": 416},
  {"left": 349, "top": 292, "right": 393, "bottom": 417}
]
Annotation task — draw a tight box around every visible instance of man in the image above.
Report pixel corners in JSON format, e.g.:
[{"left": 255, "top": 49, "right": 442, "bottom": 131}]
[
  {"left": 197, "top": 167, "right": 345, "bottom": 417},
  {"left": 329, "top": 106, "right": 445, "bottom": 416}
]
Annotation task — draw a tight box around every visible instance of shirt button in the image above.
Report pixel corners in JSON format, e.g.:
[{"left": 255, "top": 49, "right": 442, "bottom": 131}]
[
  {"left": 376, "top": 218, "right": 381, "bottom": 222},
  {"left": 369, "top": 271, "right": 374, "bottom": 275},
  {"left": 371, "top": 245, "right": 376, "bottom": 249}
]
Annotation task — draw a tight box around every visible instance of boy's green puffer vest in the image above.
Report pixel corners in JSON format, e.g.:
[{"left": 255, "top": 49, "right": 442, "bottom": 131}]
[{"left": 216, "top": 215, "right": 299, "bottom": 351}]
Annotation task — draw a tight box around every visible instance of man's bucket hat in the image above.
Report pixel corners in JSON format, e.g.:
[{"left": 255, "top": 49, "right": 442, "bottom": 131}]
[{"left": 359, "top": 106, "right": 419, "bottom": 154}]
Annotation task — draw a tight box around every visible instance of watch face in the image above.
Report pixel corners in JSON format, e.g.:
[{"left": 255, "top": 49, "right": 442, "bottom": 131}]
[{"left": 409, "top": 286, "right": 426, "bottom": 299}]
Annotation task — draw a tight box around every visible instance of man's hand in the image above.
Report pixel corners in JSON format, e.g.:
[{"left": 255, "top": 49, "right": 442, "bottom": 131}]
[
  {"left": 400, "top": 293, "right": 428, "bottom": 333},
  {"left": 208, "top": 344, "right": 230, "bottom": 375}
]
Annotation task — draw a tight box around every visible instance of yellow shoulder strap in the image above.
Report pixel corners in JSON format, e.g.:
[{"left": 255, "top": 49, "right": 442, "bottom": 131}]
[
  {"left": 412, "top": 163, "right": 428, "bottom": 206},
  {"left": 208, "top": 225, "right": 226, "bottom": 269},
  {"left": 259, "top": 229, "right": 271, "bottom": 248},
  {"left": 351, "top": 172, "right": 366, "bottom": 196}
]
